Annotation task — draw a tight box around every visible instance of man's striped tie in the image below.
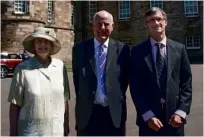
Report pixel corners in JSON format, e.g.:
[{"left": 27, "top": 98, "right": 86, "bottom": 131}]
[
  {"left": 156, "top": 43, "right": 165, "bottom": 80},
  {"left": 98, "top": 45, "right": 107, "bottom": 95},
  {"left": 156, "top": 43, "right": 167, "bottom": 99}
]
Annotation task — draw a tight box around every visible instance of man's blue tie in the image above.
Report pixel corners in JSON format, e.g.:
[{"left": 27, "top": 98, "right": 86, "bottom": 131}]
[{"left": 98, "top": 45, "right": 107, "bottom": 95}]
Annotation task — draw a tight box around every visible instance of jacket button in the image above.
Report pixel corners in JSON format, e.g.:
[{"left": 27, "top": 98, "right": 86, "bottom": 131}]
[{"left": 93, "top": 91, "right": 95, "bottom": 94}]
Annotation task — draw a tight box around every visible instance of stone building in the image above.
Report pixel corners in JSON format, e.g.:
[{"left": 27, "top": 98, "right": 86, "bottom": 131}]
[
  {"left": 74, "top": 1, "right": 203, "bottom": 60},
  {"left": 1, "top": 0, "right": 74, "bottom": 63},
  {"left": 1, "top": 1, "right": 203, "bottom": 62}
]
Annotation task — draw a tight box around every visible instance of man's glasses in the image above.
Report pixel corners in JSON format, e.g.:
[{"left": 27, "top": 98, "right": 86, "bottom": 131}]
[{"left": 146, "top": 17, "right": 165, "bottom": 24}]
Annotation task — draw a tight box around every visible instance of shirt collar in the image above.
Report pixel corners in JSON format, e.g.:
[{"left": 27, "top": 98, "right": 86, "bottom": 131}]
[
  {"left": 150, "top": 37, "right": 167, "bottom": 47},
  {"left": 94, "top": 37, "right": 109, "bottom": 49},
  {"left": 32, "top": 56, "right": 56, "bottom": 68}
]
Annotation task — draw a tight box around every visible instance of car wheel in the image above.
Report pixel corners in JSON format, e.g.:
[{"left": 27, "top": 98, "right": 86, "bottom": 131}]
[{"left": 1, "top": 66, "right": 8, "bottom": 78}]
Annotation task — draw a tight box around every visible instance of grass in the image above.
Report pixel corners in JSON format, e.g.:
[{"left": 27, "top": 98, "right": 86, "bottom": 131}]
[{"left": 65, "top": 64, "right": 72, "bottom": 72}]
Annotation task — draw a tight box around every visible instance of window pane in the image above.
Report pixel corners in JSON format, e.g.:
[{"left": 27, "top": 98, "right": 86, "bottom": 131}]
[
  {"left": 186, "top": 36, "right": 200, "bottom": 49},
  {"left": 119, "top": 1, "right": 130, "bottom": 20},
  {"left": 71, "top": 3, "right": 75, "bottom": 26},
  {"left": 184, "top": 1, "right": 198, "bottom": 16},
  {"left": 89, "top": 1, "right": 99, "bottom": 22},
  {"left": 150, "top": 0, "right": 163, "bottom": 8},
  {"left": 14, "top": 0, "right": 27, "bottom": 13},
  {"left": 120, "top": 40, "right": 131, "bottom": 45},
  {"left": 47, "top": 0, "right": 53, "bottom": 22}
]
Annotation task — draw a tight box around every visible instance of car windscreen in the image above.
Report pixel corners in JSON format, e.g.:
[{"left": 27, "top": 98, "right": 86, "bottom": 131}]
[
  {"left": 1, "top": 55, "right": 8, "bottom": 59},
  {"left": 8, "top": 54, "right": 20, "bottom": 59}
]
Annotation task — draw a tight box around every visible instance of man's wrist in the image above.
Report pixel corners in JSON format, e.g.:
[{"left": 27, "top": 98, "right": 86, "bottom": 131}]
[
  {"left": 174, "top": 110, "right": 187, "bottom": 119},
  {"left": 142, "top": 110, "right": 155, "bottom": 122}
]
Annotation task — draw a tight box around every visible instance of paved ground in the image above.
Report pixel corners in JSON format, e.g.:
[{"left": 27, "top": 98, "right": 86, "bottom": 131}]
[{"left": 1, "top": 65, "right": 203, "bottom": 136}]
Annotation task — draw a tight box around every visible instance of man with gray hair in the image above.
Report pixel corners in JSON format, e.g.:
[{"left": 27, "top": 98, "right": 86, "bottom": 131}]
[
  {"left": 130, "top": 7, "right": 192, "bottom": 136},
  {"left": 72, "top": 10, "right": 130, "bottom": 136}
]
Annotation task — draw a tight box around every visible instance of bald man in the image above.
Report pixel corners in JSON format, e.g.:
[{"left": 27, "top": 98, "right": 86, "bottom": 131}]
[{"left": 72, "top": 10, "right": 130, "bottom": 136}]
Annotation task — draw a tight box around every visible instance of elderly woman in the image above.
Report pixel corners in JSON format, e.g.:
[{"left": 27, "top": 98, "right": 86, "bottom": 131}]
[{"left": 8, "top": 27, "right": 70, "bottom": 136}]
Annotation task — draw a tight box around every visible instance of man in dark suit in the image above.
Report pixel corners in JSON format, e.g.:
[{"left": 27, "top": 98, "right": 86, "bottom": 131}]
[
  {"left": 72, "top": 10, "right": 130, "bottom": 136},
  {"left": 130, "top": 7, "right": 192, "bottom": 136}
]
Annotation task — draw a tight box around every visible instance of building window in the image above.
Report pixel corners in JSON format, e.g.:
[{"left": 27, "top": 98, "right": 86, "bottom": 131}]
[
  {"left": 14, "top": 0, "right": 29, "bottom": 14},
  {"left": 150, "top": 0, "right": 163, "bottom": 8},
  {"left": 186, "top": 36, "right": 200, "bottom": 49},
  {"left": 71, "top": 2, "right": 75, "bottom": 27},
  {"left": 120, "top": 39, "right": 131, "bottom": 45},
  {"left": 89, "top": 1, "right": 99, "bottom": 22},
  {"left": 184, "top": 1, "right": 199, "bottom": 17},
  {"left": 118, "top": 1, "right": 130, "bottom": 20},
  {"left": 47, "top": 0, "right": 53, "bottom": 23}
]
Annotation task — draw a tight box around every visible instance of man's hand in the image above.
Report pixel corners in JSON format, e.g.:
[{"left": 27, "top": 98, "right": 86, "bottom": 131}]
[
  {"left": 147, "top": 117, "right": 163, "bottom": 131},
  {"left": 169, "top": 114, "right": 183, "bottom": 128}
]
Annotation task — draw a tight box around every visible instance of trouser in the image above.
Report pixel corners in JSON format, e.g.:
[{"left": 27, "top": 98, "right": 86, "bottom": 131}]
[
  {"left": 139, "top": 104, "right": 184, "bottom": 136},
  {"left": 77, "top": 104, "right": 126, "bottom": 136}
]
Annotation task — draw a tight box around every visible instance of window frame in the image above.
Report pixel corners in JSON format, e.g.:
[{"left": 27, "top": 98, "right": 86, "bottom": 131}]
[
  {"left": 120, "top": 39, "right": 131, "bottom": 45},
  {"left": 89, "top": 1, "right": 99, "bottom": 22},
  {"left": 118, "top": 1, "right": 131, "bottom": 20},
  {"left": 71, "top": 2, "right": 75, "bottom": 27},
  {"left": 184, "top": 1, "right": 199, "bottom": 17},
  {"left": 185, "top": 36, "right": 201, "bottom": 49},
  {"left": 47, "top": 0, "right": 53, "bottom": 23},
  {"left": 150, "top": 0, "right": 163, "bottom": 9},
  {"left": 14, "top": 0, "right": 28, "bottom": 14}
]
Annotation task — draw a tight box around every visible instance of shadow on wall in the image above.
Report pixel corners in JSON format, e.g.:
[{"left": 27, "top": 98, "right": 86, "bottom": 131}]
[{"left": 189, "top": 56, "right": 203, "bottom": 64}]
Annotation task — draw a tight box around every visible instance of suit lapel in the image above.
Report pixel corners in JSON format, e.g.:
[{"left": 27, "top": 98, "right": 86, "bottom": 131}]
[
  {"left": 143, "top": 39, "right": 177, "bottom": 86},
  {"left": 167, "top": 39, "right": 177, "bottom": 82},
  {"left": 88, "top": 39, "right": 97, "bottom": 76},
  {"left": 88, "top": 38, "right": 117, "bottom": 75},
  {"left": 144, "top": 40, "right": 156, "bottom": 74},
  {"left": 144, "top": 53, "right": 154, "bottom": 74},
  {"left": 106, "top": 38, "right": 117, "bottom": 73},
  {"left": 144, "top": 40, "right": 159, "bottom": 86}
]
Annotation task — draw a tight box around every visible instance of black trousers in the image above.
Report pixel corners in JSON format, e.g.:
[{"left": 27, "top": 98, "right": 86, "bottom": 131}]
[
  {"left": 77, "top": 104, "right": 126, "bottom": 136},
  {"left": 139, "top": 122, "right": 184, "bottom": 136},
  {"left": 139, "top": 106, "right": 184, "bottom": 136}
]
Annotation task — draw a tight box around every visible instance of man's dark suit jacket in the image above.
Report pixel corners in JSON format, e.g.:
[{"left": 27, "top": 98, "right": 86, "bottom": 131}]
[
  {"left": 72, "top": 38, "right": 130, "bottom": 130},
  {"left": 130, "top": 38, "right": 192, "bottom": 127}
]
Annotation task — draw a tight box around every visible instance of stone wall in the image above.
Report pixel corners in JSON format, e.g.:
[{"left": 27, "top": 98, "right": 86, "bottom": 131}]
[
  {"left": 84, "top": 1, "right": 203, "bottom": 57},
  {"left": 1, "top": 1, "right": 74, "bottom": 63},
  {"left": 54, "top": 29, "right": 74, "bottom": 63},
  {"left": 1, "top": 22, "right": 44, "bottom": 53}
]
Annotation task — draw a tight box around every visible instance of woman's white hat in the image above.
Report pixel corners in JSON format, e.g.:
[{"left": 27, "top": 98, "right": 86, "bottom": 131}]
[{"left": 22, "top": 27, "right": 61, "bottom": 55}]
